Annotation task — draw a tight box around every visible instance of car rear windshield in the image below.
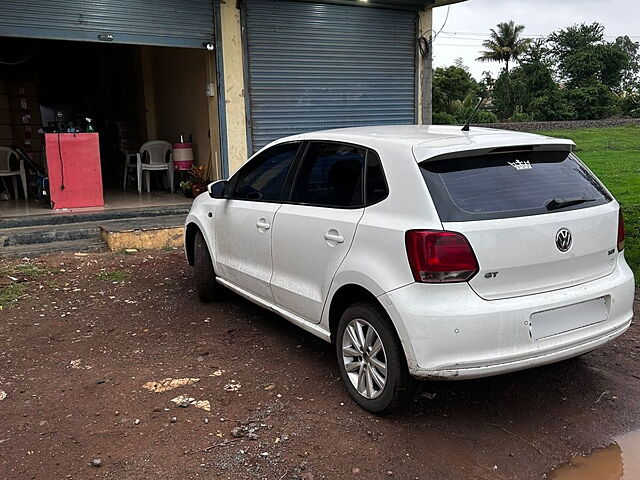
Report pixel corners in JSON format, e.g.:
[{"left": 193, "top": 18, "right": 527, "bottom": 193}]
[{"left": 420, "top": 151, "right": 612, "bottom": 222}]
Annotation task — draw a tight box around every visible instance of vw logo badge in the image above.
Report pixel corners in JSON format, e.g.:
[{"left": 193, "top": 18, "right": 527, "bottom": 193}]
[{"left": 555, "top": 228, "right": 572, "bottom": 252}]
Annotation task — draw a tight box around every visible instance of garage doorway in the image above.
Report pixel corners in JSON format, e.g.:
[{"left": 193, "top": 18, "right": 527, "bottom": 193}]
[{"left": 0, "top": 36, "right": 220, "bottom": 217}]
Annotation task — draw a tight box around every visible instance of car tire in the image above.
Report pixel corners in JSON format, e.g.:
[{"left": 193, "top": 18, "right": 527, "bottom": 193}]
[
  {"left": 193, "top": 230, "right": 223, "bottom": 302},
  {"left": 336, "top": 301, "right": 420, "bottom": 414}
]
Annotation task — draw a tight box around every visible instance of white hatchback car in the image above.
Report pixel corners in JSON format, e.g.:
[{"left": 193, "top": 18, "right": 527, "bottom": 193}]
[{"left": 185, "top": 125, "right": 635, "bottom": 413}]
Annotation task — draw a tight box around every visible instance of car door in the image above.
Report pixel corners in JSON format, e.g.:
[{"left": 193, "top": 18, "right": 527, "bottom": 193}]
[
  {"left": 270, "top": 141, "right": 366, "bottom": 323},
  {"left": 214, "top": 142, "right": 302, "bottom": 302}
]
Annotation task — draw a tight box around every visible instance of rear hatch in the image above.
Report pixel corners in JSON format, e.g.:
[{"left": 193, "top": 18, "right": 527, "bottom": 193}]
[{"left": 418, "top": 148, "right": 619, "bottom": 300}]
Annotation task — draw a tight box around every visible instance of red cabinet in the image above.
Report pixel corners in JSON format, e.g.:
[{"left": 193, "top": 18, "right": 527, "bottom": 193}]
[{"left": 45, "top": 133, "right": 104, "bottom": 210}]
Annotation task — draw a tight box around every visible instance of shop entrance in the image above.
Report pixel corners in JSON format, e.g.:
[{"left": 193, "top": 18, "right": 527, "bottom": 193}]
[{"left": 0, "top": 36, "right": 219, "bottom": 218}]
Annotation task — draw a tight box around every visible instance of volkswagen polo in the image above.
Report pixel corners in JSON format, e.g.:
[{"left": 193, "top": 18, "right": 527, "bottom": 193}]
[{"left": 184, "top": 125, "right": 635, "bottom": 413}]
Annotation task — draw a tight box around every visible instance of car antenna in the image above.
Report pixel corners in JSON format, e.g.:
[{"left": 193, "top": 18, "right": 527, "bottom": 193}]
[{"left": 461, "top": 96, "right": 485, "bottom": 132}]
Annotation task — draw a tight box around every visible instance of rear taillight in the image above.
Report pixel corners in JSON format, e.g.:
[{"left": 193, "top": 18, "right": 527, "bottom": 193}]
[
  {"left": 405, "top": 230, "right": 479, "bottom": 283},
  {"left": 618, "top": 209, "right": 625, "bottom": 252}
]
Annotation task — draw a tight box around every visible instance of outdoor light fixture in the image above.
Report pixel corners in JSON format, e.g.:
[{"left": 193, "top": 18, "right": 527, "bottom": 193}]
[
  {"left": 98, "top": 33, "right": 114, "bottom": 42},
  {"left": 203, "top": 42, "right": 214, "bottom": 51}
]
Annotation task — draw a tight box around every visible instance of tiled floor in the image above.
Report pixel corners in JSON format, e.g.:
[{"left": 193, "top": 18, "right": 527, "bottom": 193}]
[{"left": 0, "top": 189, "right": 193, "bottom": 218}]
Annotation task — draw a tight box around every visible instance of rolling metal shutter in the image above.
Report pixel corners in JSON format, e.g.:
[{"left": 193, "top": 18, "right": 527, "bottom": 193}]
[
  {"left": 0, "top": 0, "right": 214, "bottom": 48},
  {"left": 244, "top": 0, "right": 417, "bottom": 151}
]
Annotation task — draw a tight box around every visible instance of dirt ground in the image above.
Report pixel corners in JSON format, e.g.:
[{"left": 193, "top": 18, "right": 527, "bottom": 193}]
[{"left": 0, "top": 250, "right": 638, "bottom": 480}]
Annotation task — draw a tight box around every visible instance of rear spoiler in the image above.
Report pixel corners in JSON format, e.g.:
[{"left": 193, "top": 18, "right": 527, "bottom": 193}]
[{"left": 415, "top": 143, "right": 575, "bottom": 164}]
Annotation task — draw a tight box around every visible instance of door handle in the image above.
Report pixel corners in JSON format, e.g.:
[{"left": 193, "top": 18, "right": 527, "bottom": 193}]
[
  {"left": 324, "top": 233, "right": 344, "bottom": 243},
  {"left": 256, "top": 220, "right": 270, "bottom": 230}
]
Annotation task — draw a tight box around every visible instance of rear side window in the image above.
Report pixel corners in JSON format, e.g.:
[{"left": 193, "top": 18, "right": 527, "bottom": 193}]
[
  {"left": 365, "top": 150, "right": 388, "bottom": 205},
  {"left": 232, "top": 142, "right": 301, "bottom": 201},
  {"left": 420, "top": 151, "right": 612, "bottom": 222},
  {"left": 291, "top": 142, "right": 365, "bottom": 208}
]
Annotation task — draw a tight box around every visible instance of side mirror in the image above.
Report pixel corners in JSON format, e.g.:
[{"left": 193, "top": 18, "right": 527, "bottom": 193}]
[{"left": 208, "top": 180, "right": 228, "bottom": 199}]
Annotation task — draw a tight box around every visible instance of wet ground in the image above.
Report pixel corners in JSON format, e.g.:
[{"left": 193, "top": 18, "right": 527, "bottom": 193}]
[
  {"left": 0, "top": 250, "right": 639, "bottom": 480},
  {"left": 549, "top": 429, "right": 640, "bottom": 480}
]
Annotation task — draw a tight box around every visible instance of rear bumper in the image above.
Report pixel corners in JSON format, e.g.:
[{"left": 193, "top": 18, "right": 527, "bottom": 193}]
[{"left": 380, "top": 255, "right": 635, "bottom": 380}]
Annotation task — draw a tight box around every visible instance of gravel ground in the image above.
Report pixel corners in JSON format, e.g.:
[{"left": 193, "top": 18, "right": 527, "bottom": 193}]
[{"left": 0, "top": 250, "right": 638, "bottom": 480}]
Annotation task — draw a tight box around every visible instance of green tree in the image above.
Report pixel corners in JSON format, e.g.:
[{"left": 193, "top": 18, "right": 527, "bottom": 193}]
[
  {"left": 549, "top": 23, "right": 630, "bottom": 89},
  {"left": 564, "top": 82, "right": 619, "bottom": 119},
  {"left": 548, "top": 23, "right": 633, "bottom": 118},
  {"left": 432, "top": 65, "right": 478, "bottom": 114},
  {"left": 432, "top": 63, "right": 497, "bottom": 125},
  {"left": 615, "top": 35, "right": 640, "bottom": 92},
  {"left": 492, "top": 39, "right": 575, "bottom": 121},
  {"left": 614, "top": 35, "right": 640, "bottom": 116},
  {"left": 477, "top": 21, "right": 532, "bottom": 72},
  {"left": 492, "top": 71, "right": 524, "bottom": 120}
]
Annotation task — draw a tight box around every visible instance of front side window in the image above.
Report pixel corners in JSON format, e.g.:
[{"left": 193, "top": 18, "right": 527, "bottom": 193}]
[
  {"left": 231, "top": 142, "right": 301, "bottom": 201},
  {"left": 290, "top": 142, "right": 365, "bottom": 208},
  {"left": 420, "top": 151, "right": 612, "bottom": 221}
]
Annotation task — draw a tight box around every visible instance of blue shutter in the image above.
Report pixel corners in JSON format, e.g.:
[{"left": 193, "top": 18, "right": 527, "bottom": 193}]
[
  {"left": 244, "top": 0, "right": 417, "bottom": 151},
  {"left": 0, "top": 0, "right": 214, "bottom": 48}
]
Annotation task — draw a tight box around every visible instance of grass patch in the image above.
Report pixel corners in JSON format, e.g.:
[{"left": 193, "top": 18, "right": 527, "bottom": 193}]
[
  {"left": 0, "top": 282, "right": 27, "bottom": 309},
  {"left": 96, "top": 270, "right": 129, "bottom": 282},
  {"left": 0, "top": 262, "right": 58, "bottom": 309},
  {"left": 12, "top": 264, "right": 48, "bottom": 277},
  {"left": 0, "top": 263, "right": 60, "bottom": 309},
  {"left": 0, "top": 263, "right": 49, "bottom": 279},
  {"left": 539, "top": 126, "right": 640, "bottom": 284}
]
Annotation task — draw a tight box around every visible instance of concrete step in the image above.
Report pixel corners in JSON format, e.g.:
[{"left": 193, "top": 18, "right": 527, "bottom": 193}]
[
  {"left": 1, "top": 211, "right": 187, "bottom": 256},
  {"left": 0, "top": 205, "right": 190, "bottom": 229},
  {"left": 0, "top": 238, "right": 106, "bottom": 258},
  {"left": 0, "top": 222, "right": 101, "bottom": 247},
  {"left": 100, "top": 215, "right": 186, "bottom": 251},
  {"left": 1, "top": 214, "right": 187, "bottom": 247},
  {"left": 100, "top": 214, "right": 186, "bottom": 232}
]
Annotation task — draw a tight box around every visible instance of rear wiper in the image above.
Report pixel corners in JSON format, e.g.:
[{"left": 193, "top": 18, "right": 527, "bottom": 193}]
[{"left": 546, "top": 197, "right": 596, "bottom": 211}]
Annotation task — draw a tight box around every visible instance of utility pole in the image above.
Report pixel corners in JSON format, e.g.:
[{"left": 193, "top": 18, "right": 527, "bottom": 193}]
[
  {"left": 423, "top": 39, "right": 433, "bottom": 125},
  {"left": 419, "top": 8, "right": 433, "bottom": 125}
]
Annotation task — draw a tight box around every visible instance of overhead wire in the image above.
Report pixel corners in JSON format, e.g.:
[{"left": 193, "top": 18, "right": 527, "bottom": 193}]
[
  {"left": 433, "top": 5, "right": 451, "bottom": 41},
  {"left": 439, "top": 30, "right": 639, "bottom": 39}
]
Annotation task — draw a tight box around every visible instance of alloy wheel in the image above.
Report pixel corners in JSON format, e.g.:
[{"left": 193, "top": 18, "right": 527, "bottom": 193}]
[{"left": 341, "top": 318, "right": 388, "bottom": 399}]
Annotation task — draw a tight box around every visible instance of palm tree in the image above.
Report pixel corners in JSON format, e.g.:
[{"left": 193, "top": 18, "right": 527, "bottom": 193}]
[{"left": 477, "top": 21, "right": 531, "bottom": 73}]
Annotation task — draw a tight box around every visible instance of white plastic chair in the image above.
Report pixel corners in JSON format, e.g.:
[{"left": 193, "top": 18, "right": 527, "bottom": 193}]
[
  {"left": 0, "top": 146, "right": 28, "bottom": 200},
  {"left": 123, "top": 141, "right": 174, "bottom": 195}
]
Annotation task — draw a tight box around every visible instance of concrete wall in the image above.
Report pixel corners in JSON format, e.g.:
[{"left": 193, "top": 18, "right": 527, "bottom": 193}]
[
  {"left": 150, "top": 47, "right": 211, "bottom": 166},
  {"left": 219, "top": 1, "right": 249, "bottom": 174}
]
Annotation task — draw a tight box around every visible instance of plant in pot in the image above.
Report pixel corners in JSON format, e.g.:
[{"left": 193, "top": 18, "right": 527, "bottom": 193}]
[
  {"left": 179, "top": 180, "right": 194, "bottom": 198},
  {"left": 177, "top": 165, "right": 208, "bottom": 198},
  {"left": 189, "top": 165, "right": 208, "bottom": 197}
]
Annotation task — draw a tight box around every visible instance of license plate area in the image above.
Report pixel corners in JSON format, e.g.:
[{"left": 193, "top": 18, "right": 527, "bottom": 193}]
[{"left": 530, "top": 297, "right": 609, "bottom": 341}]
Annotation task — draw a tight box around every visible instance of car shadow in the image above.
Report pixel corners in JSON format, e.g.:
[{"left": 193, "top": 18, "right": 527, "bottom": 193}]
[{"left": 215, "top": 289, "right": 616, "bottom": 423}]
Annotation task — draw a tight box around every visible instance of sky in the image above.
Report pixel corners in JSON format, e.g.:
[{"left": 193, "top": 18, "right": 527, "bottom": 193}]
[{"left": 431, "top": 0, "right": 639, "bottom": 80}]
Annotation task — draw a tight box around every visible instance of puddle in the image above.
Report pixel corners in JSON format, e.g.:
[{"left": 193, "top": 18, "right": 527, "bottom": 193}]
[{"left": 549, "top": 429, "right": 640, "bottom": 480}]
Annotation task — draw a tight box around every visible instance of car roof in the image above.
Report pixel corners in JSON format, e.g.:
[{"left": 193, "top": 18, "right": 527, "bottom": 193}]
[{"left": 277, "top": 125, "right": 575, "bottom": 162}]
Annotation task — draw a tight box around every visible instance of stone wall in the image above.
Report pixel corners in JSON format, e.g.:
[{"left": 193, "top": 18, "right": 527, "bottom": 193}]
[{"left": 477, "top": 118, "right": 640, "bottom": 131}]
